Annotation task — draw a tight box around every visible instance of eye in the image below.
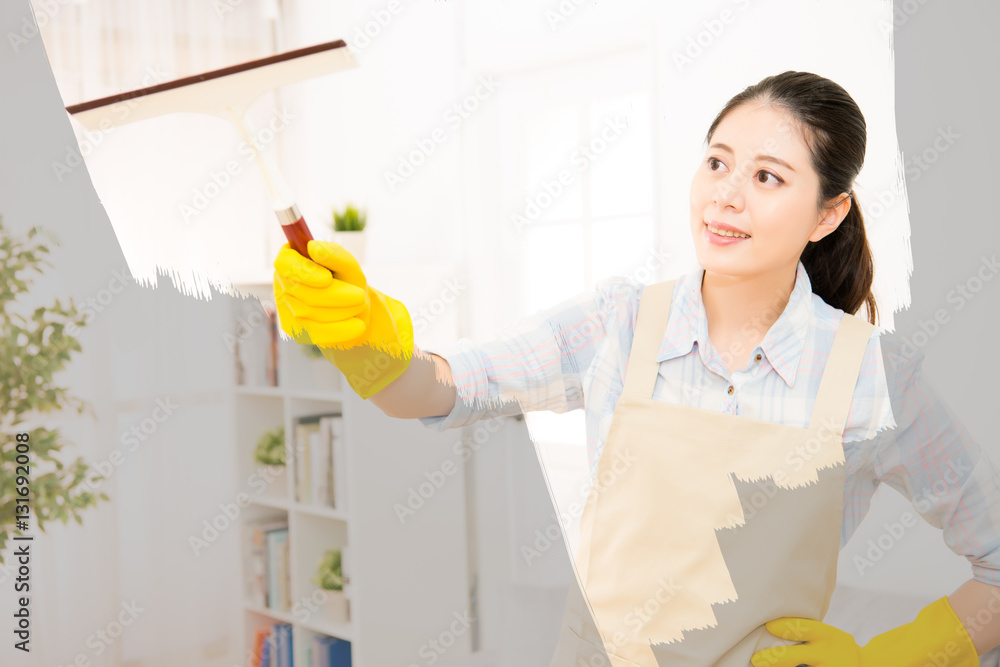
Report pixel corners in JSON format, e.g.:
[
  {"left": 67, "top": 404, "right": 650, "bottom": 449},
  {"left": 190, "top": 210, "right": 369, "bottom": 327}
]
[
  {"left": 756, "top": 170, "right": 783, "bottom": 185},
  {"left": 706, "top": 156, "right": 726, "bottom": 171}
]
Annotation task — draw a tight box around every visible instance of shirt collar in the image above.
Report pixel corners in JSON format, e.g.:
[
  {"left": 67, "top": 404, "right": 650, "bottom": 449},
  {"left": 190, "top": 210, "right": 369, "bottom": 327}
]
[{"left": 655, "top": 260, "right": 813, "bottom": 387}]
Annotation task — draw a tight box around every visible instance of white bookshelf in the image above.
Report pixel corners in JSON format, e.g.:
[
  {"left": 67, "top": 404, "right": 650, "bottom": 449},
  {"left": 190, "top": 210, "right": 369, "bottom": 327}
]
[{"left": 228, "top": 276, "right": 478, "bottom": 667}]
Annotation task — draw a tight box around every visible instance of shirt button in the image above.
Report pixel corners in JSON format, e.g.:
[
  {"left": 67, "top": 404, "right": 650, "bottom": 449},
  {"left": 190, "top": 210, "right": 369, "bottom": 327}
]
[
  {"left": 727, "top": 385, "right": 734, "bottom": 395},
  {"left": 755, "top": 353, "right": 762, "bottom": 362}
]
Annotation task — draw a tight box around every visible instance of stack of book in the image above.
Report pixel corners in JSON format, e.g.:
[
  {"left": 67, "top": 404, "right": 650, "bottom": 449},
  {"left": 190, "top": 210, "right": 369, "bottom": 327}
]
[
  {"left": 293, "top": 413, "right": 348, "bottom": 511},
  {"left": 249, "top": 623, "right": 351, "bottom": 667},
  {"left": 249, "top": 622, "right": 292, "bottom": 667},
  {"left": 245, "top": 518, "right": 290, "bottom": 611},
  {"left": 305, "top": 634, "right": 352, "bottom": 666}
]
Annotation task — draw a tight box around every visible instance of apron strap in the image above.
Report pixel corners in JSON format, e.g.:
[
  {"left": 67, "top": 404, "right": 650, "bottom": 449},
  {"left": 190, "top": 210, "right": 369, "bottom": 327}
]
[
  {"left": 807, "top": 312, "right": 876, "bottom": 433},
  {"left": 621, "top": 280, "right": 676, "bottom": 400},
  {"left": 622, "top": 278, "right": 876, "bottom": 438}
]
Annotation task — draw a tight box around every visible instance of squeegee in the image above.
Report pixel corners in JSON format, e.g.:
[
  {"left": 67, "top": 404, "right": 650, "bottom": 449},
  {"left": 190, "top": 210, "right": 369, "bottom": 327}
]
[{"left": 65, "top": 39, "right": 357, "bottom": 260}]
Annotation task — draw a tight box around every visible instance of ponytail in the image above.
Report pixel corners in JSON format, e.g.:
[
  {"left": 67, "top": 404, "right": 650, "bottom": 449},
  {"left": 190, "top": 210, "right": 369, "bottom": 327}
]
[{"left": 800, "top": 189, "right": 879, "bottom": 325}]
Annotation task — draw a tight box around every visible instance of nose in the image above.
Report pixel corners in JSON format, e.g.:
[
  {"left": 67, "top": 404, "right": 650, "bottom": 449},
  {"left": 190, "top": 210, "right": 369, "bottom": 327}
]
[{"left": 713, "top": 166, "right": 750, "bottom": 211}]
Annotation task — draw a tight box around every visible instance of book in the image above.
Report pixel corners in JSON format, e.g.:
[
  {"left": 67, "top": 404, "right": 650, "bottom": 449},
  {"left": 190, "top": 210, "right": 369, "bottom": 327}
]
[
  {"left": 266, "top": 528, "right": 289, "bottom": 611},
  {"left": 314, "top": 419, "right": 334, "bottom": 506},
  {"left": 250, "top": 626, "right": 271, "bottom": 667},
  {"left": 328, "top": 416, "right": 348, "bottom": 511},
  {"left": 260, "top": 628, "right": 272, "bottom": 667},
  {"left": 293, "top": 413, "right": 340, "bottom": 507},
  {"left": 274, "top": 623, "right": 293, "bottom": 667},
  {"left": 294, "top": 421, "right": 320, "bottom": 503},
  {"left": 316, "top": 635, "right": 352, "bottom": 666},
  {"left": 245, "top": 518, "right": 289, "bottom": 608},
  {"left": 266, "top": 305, "right": 279, "bottom": 387}
]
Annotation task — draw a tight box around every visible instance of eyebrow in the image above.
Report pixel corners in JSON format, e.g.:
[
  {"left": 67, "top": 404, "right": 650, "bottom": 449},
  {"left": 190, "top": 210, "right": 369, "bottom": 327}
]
[{"left": 708, "top": 142, "right": 797, "bottom": 173}]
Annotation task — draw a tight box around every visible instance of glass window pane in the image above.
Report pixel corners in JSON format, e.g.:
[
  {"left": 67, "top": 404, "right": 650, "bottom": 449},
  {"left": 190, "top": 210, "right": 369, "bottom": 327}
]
[
  {"left": 590, "top": 216, "right": 660, "bottom": 285},
  {"left": 589, "top": 94, "right": 654, "bottom": 218},
  {"left": 523, "top": 224, "right": 585, "bottom": 314},
  {"left": 522, "top": 106, "right": 584, "bottom": 222}
]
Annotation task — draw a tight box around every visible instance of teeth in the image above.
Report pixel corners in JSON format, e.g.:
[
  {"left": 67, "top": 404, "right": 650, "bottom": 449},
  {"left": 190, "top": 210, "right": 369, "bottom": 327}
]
[{"left": 708, "top": 225, "right": 750, "bottom": 239}]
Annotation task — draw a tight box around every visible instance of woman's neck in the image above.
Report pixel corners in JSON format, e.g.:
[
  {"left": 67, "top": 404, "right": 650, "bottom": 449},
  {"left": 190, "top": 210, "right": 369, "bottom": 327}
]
[{"left": 700, "top": 262, "right": 798, "bottom": 370}]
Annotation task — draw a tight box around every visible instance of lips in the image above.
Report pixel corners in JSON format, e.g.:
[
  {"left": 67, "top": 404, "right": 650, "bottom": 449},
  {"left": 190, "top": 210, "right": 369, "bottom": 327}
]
[
  {"left": 703, "top": 221, "right": 750, "bottom": 246},
  {"left": 705, "top": 220, "right": 750, "bottom": 237}
]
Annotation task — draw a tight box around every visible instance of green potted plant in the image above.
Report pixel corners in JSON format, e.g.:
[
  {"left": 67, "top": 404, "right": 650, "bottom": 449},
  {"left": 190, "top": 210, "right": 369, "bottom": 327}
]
[
  {"left": 311, "top": 548, "right": 349, "bottom": 623},
  {"left": 331, "top": 204, "right": 367, "bottom": 263},
  {"left": 0, "top": 216, "right": 109, "bottom": 565},
  {"left": 253, "top": 425, "right": 287, "bottom": 497}
]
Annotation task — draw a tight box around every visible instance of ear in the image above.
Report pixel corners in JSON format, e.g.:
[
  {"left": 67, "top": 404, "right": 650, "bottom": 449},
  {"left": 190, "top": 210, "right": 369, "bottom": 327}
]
[{"left": 808, "top": 193, "right": 852, "bottom": 243}]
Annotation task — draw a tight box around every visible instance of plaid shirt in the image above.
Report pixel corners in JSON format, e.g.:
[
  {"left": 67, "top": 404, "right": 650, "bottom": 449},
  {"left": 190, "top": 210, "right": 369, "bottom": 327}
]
[{"left": 419, "top": 260, "right": 1000, "bottom": 586}]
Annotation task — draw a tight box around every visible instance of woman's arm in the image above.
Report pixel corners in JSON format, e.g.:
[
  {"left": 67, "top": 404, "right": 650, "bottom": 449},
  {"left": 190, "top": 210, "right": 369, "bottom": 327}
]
[
  {"left": 949, "top": 578, "right": 1000, "bottom": 655},
  {"left": 368, "top": 346, "right": 456, "bottom": 420},
  {"left": 373, "top": 275, "right": 633, "bottom": 430}
]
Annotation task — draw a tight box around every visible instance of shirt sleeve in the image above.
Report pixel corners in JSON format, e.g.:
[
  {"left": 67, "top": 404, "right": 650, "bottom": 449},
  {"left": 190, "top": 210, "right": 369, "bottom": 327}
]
[
  {"left": 871, "top": 335, "right": 1000, "bottom": 586},
  {"left": 417, "top": 276, "right": 634, "bottom": 432}
]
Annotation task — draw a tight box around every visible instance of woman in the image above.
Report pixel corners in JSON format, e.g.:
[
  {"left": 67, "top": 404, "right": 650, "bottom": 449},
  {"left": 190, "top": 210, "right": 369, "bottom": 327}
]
[{"left": 273, "top": 71, "right": 999, "bottom": 665}]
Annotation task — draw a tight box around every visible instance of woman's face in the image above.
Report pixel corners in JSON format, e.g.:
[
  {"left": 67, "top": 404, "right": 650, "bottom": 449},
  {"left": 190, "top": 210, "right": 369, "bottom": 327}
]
[{"left": 689, "top": 103, "right": 846, "bottom": 279}]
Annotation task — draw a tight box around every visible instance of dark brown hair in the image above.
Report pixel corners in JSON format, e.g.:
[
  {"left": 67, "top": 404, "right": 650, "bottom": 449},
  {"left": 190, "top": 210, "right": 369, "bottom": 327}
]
[{"left": 703, "top": 71, "right": 878, "bottom": 325}]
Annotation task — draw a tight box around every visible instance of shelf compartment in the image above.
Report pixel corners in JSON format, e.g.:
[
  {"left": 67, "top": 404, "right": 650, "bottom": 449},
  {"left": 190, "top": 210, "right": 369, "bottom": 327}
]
[{"left": 235, "top": 394, "right": 289, "bottom": 503}]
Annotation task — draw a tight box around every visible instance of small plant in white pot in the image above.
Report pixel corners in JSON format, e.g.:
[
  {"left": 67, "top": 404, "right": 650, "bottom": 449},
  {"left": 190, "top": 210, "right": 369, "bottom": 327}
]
[
  {"left": 331, "top": 204, "right": 367, "bottom": 263},
  {"left": 312, "top": 548, "right": 350, "bottom": 623},
  {"left": 253, "top": 425, "right": 287, "bottom": 497}
]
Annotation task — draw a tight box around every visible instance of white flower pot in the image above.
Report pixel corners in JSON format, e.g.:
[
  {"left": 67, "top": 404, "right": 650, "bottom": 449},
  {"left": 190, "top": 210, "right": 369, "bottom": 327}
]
[
  {"left": 323, "top": 589, "right": 350, "bottom": 623},
  {"left": 334, "top": 231, "right": 367, "bottom": 263}
]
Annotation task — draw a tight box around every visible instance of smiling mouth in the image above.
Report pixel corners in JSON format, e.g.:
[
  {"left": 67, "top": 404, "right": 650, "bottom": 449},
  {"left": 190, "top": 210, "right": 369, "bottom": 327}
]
[{"left": 705, "top": 222, "right": 750, "bottom": 239}]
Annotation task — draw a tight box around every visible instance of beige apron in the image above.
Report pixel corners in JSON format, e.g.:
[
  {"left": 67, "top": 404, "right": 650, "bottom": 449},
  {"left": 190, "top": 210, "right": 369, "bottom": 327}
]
[{"left": 547, "top": 279, "right": 875, "bottom": 666}]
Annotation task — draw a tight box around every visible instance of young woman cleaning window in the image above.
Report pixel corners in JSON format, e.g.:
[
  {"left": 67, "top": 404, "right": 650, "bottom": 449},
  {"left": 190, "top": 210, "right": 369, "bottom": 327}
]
[{"left": 272, "top": 71, "right": 1000, "bottom": 666}]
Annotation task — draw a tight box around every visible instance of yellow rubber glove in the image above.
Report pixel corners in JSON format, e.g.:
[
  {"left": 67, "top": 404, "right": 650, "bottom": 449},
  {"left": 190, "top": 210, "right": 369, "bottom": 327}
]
[
  {"left": 751, "top": 596, "right": 979, "bottom": 667},
  {"left": 272, "top": 240, "right": 414, "bottom": 399}
]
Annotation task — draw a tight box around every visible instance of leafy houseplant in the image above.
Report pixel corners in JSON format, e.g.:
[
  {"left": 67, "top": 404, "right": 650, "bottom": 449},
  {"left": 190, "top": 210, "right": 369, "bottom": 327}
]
[
  {"left": 331, "top": 204, "right": 367, "bottom": 263},
  {"left": 0, "top": 216, "right": 108, "bottom": 565},
  {"left": 253, "top": 425, "right": 286, "bottom": 466},
  {"left": 312, "top": 548, "right": 349, "bottom": 622},
  {"left": 332, "top": 205, "right": 366, "bottom": 232}
]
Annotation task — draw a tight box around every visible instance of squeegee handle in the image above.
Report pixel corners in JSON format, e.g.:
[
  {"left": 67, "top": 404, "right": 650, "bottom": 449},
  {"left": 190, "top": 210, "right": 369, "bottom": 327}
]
[{"left": 276, "top": 204, "right": 314, "bottom": 259}]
